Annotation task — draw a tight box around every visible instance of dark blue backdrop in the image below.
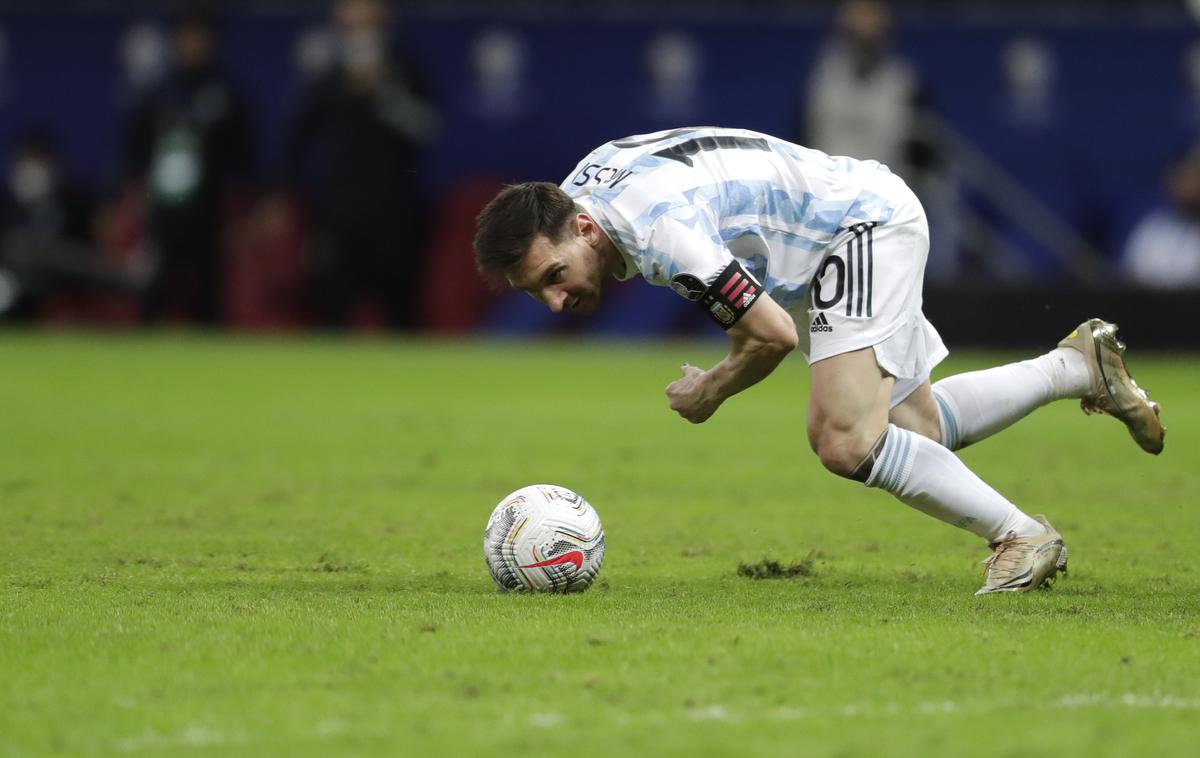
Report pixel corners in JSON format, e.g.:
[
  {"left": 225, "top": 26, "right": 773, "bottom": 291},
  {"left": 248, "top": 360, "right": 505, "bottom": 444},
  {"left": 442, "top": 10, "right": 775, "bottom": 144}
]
[
  {"left": 0, "top": 7, "right": 1195, "bottom": 333},
  {"left": 1, "top": 9, "right": 1194, "bottom": 198}
]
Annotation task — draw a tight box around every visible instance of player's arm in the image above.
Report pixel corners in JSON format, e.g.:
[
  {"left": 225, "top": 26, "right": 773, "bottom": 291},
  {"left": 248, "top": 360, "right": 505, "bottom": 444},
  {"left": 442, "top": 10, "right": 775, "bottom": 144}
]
[{"left": 666, "top": 292, "right": 798, "bottom": 424}]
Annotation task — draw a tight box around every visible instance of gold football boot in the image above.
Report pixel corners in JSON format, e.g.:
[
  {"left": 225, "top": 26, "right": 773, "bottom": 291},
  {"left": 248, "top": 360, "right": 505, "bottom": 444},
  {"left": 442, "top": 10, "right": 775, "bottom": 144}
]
[
  {"left": 1058, "top": 318, "right": 1165, "bottom": 455},
  {"left": 975, "top": 515, "right": 1067, "bottom": 596}
]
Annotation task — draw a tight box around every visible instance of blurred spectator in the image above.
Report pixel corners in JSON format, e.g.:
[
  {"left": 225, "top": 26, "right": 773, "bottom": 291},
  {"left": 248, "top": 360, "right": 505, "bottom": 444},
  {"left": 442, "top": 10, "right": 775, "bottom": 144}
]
[
  {"left": 0, "top": 131, "right": 132, "bottom": 319},
  {"left": 284, "top": 0, "right": 439, "bottom": 331},
  {"left": 119, "top": 22, "right": 170, "bottom": 102},
  {"left": 225, "top": 191, "right": 311, "bottom": 330},
  {"left": 469, "top": 27, "right": 530, "bottom": 123},
  {"left": 123, "top": 10, "right": 254, "bottom": 326},
  {"left": 445, "top": 27, "right": 557, "bottom": 179},
  {"left": 1001, "top": 36, "right": 1057, "bottom": 128},
  {"left": 294, "top": 24, "right": 339, "bottom": 85},
  {"left": 1120, "top": 148, "right": 1200, "bottom": 288},
  {"left": 800, "top": 0, "right": 937, "bottom": 180},
  {"left": 641, "top": 31, "right": 705, "bottom": 127}
]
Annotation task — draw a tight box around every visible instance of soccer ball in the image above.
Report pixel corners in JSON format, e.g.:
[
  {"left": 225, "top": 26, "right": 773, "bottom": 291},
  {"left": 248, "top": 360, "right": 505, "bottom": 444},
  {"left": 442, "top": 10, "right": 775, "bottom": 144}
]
[{"left": 482, "top": 484, "right": 605, "bottom": 593}]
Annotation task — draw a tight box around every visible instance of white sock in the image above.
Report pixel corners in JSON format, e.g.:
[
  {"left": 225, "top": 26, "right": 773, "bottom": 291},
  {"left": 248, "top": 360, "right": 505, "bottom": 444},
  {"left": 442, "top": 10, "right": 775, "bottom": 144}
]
[
  {"left": 865, "top": 424, "right": 1044, "bottom": 541},
  {"left": 932, "top": 347, "right": 1090, "bottom": 451}
]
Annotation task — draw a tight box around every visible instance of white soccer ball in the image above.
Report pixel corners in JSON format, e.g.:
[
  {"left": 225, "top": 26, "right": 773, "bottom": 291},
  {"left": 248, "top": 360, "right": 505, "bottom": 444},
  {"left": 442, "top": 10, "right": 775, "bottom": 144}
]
[{"left": 483, "top": 484, "right": 606, "bottom": 593}]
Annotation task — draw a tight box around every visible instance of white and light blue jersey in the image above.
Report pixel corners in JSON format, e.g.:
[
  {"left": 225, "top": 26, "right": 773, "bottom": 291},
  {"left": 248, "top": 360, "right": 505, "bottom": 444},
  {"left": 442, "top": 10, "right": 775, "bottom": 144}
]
[{"left": 559, "top": 126, "right": 916, "bottom": 319}]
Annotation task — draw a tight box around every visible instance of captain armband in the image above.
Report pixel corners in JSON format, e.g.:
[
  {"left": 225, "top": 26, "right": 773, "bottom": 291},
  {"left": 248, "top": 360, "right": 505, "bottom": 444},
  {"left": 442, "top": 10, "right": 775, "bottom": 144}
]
[{"left": 669, "top": 260, "right": 763, "bottom": 329}]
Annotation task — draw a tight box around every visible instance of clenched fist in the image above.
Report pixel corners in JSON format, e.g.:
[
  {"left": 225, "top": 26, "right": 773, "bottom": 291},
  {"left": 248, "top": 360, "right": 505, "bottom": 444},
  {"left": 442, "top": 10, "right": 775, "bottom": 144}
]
[{"left": 665, "top": 363, "right": 723, "bottom": 423}]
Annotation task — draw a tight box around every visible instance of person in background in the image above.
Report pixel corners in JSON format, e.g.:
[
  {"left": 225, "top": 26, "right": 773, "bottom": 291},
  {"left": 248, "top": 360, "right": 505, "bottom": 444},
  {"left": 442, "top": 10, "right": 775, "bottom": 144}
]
[
  {"left": 1120, "top": 148, "right": 1200, "bottom": 288},
  {"left": 0, "top": 131, "right": 124, "bottom": 319},
  {"left": 284, "top": 0, "right": 439, "bottom": 330},
  {"left": 641, "top": 31, "right": 705, "bottom": 128},
  {"left": 123, "top": 10, "right": 253, "bottom": 326},
  {"left": 800, "top": 0, "right": 936, "bottom": 183},
  {"left": 118, "top": 21, "right": 170, "bottom": 107},
  {"left": 467, "top": 27, "right": 531, "bottom": 124}
]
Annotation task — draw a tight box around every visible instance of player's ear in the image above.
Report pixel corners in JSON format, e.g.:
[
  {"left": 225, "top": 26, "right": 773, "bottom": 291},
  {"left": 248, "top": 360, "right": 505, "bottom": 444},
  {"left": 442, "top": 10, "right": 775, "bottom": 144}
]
[{"left": 576, "top": 212, "right": 600, "bottom": 244}]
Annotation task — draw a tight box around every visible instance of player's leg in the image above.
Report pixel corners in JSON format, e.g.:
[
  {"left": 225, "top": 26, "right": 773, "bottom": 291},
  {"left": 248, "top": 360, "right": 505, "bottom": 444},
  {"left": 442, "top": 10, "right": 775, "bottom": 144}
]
[
  {"left": 805, "top": 179, "right": 1064, "bottom": 593},
  {"left": 808, "top": 348, "right": 1043, "bottom": 543},
  {"left": 925, "top": 345, "right": 1090, "bottom": 451},
  {"left": 806, "top": 346, "right": 892, "bottom": 477},
  {"left": 886, "top": 379, "right": 941, "bottom": 442},
  {"left": 810, "top": 351, "right": 1067, "bottom": 594},
  {"left": 921, "top": 320, "right": 1164, "bottom": 454}
]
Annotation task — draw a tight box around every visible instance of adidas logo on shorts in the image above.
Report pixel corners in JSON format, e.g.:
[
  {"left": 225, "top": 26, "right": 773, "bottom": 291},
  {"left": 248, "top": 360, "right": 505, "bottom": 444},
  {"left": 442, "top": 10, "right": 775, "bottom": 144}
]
[{"left": 810, "top": 312, "right": 833, "bottom": 333}]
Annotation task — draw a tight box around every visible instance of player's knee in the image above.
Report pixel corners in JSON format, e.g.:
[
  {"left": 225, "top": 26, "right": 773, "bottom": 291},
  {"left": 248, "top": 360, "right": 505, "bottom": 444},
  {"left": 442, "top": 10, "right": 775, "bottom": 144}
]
[
  {"left": 809, "top": 423, "right": 885, "bottom": 479},
  {"left": 815, "top": 439, "right": 868, "bottom": 479}
]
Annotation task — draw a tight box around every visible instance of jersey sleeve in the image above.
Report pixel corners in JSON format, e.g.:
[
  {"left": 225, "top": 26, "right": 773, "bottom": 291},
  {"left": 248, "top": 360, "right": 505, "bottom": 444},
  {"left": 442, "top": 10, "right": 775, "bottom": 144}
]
[
  {"left": 630, "top": 203, "right": 764, "bottom": 329},
  {"left": 638, "top": 204, "right": 730, "bottom": 285}
]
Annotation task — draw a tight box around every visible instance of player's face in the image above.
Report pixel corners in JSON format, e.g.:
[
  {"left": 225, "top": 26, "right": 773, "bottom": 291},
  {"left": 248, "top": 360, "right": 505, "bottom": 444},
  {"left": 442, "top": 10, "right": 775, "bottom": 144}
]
[{"left": 507, "top": 219, "right": 607, "bottom": 315}]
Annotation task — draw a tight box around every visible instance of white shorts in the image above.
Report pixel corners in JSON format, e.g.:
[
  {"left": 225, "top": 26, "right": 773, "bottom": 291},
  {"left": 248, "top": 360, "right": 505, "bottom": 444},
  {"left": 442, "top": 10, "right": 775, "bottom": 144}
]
[{"left": 797, "top": 180, "right": 948, "bottom": 407}]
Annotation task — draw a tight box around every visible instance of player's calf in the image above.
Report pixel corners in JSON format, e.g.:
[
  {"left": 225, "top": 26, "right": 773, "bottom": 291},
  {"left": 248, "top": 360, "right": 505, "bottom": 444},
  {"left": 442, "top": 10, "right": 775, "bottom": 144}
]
[{"left": 887, "top": 382, "right": 944, "bottom": 446}]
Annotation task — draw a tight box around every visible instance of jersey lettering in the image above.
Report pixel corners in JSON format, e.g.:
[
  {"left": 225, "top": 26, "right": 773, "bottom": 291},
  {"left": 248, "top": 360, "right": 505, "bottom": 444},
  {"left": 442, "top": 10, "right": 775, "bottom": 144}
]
[
  {"left": 570, "top": 163, "right": 634, "bottom": 189},
  {"left": 811, "top": 224, "right": 875, "bottom": 316},
  {"left": 653, "top": 136, "right": 771, "bottom": 167},
  {"left": 812, "top": 255, "right": 845, "bottom": 310},
  {"left": 611, "top": 128, "right": 702, "bottom": 148}
]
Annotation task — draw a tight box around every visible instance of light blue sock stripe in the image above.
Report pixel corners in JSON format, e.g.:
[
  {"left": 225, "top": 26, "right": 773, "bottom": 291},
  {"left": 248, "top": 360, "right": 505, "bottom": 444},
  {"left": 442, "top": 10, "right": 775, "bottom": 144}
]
[
  {"left": 878, "top": 432, "right": 897, "bottom": 491},
  {"left": 881, "top": 426, "right": 907, "bottom": 492},
  {"left": 869, "top": 428, "right": 898, "bottom": 490},
  {"left": 868, "top": 435, "right": 893, "bottom": 489},
  {"left": 933, "top": 391, "right": 959, "bottom": 450},
  {"left": 867, "top": 425, "right": 916, "bottom": 493},
  {"left": 933, "top": 393, "right": 955, "bottom": 449},
  {"left": 886, "top": 427, "right": 912, "bottom": 491}
]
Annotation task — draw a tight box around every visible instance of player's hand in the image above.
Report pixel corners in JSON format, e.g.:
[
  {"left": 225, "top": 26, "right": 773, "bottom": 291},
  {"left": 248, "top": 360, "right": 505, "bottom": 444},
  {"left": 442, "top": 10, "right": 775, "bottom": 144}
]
[{"left": 666, "top": 363, "right": 722, "bottom": 424}]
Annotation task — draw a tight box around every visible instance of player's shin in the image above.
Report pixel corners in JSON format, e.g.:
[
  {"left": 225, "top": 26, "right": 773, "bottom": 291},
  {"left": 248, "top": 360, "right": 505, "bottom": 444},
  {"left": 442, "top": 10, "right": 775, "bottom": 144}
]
[{"left": 860, "top": 425, "right": 1043, "bottom": 541}]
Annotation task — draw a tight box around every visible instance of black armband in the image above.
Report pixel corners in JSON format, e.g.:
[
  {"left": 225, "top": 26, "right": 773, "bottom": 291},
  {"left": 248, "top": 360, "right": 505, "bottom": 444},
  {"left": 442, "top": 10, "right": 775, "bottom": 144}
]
[{"left": 671, "top": 260, "right": 762, "bottom": 329}]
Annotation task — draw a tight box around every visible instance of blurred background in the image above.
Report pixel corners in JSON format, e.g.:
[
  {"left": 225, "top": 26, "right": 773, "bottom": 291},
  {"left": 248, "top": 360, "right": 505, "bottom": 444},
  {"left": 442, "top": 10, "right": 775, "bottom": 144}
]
[{"left": 0, "top": 0, "right": 1197, "bottom": 346}]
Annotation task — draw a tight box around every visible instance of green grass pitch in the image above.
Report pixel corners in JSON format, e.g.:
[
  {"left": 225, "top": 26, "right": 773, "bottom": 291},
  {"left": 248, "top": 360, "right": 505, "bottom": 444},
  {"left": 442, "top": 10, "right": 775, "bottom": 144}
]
[{"left": 2, "top": 332, "right": 1198, "bottom": 757}]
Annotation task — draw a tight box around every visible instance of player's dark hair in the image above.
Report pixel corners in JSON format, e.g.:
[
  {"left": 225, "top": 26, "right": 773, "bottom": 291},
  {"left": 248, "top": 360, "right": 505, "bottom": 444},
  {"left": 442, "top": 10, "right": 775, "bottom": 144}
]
[{"left": 473, "top": 182, "right": 577, "bottom": 277}]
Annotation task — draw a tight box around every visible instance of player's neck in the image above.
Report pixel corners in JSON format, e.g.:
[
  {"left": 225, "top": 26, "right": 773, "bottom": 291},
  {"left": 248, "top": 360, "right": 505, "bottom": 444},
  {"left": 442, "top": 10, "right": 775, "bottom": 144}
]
[{"left": 595, "top": 233, "right": 624, "bottom": 279}]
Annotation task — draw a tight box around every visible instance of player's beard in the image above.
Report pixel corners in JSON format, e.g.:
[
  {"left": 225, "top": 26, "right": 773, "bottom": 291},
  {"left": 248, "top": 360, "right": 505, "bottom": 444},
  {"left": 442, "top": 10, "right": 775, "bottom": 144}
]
[
  {"left": 568, "top": 243, "right": 610, "bottom": 314},
  {"left": 571, "top": 290, "right": 599, "bottom": 315}
]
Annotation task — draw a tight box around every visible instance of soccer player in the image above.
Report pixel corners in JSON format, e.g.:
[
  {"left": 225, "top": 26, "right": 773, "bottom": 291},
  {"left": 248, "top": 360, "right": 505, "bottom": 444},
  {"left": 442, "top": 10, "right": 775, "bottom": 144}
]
[{"left": 472, "top": 127, "right": 1165, "bottom": 595}]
